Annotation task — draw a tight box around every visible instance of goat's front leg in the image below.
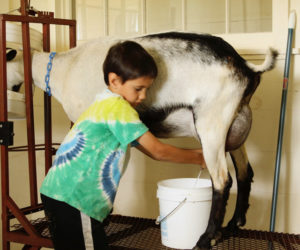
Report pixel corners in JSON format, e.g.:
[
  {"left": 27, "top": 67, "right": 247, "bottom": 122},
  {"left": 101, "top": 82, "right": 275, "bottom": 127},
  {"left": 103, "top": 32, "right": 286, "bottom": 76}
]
[
  {"left": 227, "top": 145, "right": 254, "bottom": 231},
  {"left": 192, "top": 115, "right": 233, "bottom": 250},
  {"left": 194, "top": 176, "right": 232, "bottom": 250}
]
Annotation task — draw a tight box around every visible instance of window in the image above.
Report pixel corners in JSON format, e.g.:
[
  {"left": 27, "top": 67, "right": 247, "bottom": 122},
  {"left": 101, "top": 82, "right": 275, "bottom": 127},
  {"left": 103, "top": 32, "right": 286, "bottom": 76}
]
[
  {"left": 76, "top": 0, "right": 105, "bottom": 39},
  {"left": 146, "top": 0, "right": 183, "bottom": 33},
  {"left": 228, "top": 0, "right": 272, "bottom": 33},
  {"left": 109, "top": 0, "right": 141, "bottom": 36},
  {"left": 185, "top": 0, "right": 272, "bottom": 34},
  {"left": 74, "top": 0, "right": 287, "bottom": 52},
  {"left": 76, "top": 0, "right": 272, "bottom": 38}
]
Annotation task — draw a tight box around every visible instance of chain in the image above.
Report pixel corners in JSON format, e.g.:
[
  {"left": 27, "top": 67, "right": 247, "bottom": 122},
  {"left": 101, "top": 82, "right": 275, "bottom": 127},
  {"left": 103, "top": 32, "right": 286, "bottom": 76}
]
[{"left": 44, "top": 52, "right": 56, "bottom": 96}]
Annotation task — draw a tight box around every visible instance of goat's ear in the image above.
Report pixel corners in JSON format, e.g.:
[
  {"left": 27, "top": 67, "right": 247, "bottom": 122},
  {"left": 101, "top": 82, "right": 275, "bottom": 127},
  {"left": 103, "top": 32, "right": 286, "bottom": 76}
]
[{"left": 6, "top": 48, "right": 17, "bottom": 61}]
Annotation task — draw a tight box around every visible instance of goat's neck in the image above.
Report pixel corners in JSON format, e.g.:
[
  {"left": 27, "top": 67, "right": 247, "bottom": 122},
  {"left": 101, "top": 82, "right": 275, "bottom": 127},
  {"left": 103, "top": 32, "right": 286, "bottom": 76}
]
[{"left": 31, "top": 51, "right": 69, "bottom": 103}]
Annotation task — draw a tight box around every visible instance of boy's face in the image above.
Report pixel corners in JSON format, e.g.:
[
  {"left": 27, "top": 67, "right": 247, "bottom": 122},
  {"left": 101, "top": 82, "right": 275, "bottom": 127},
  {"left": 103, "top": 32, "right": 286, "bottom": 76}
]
[{"left": 109, "top": 73, "right": 153, "bottom": 108}]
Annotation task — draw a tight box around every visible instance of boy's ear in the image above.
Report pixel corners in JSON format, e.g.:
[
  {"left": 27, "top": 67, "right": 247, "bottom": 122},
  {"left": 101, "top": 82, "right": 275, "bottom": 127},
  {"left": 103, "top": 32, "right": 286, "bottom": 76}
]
[{"left": 108, "top": 72, "right": 122, "bottom": 89}]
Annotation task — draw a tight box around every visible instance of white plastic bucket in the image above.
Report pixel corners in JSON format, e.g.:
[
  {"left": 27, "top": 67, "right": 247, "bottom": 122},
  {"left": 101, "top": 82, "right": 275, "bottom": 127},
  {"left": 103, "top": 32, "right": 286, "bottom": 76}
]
[{"left": 157, "top": 178, "right": 212, "bottom": 249}]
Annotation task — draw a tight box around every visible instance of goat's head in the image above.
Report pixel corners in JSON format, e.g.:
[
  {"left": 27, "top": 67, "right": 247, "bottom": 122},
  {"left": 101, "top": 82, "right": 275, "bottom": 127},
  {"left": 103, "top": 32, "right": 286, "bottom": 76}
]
[{"left": 5, "top": 48, "right": 24, "bottom": 92}]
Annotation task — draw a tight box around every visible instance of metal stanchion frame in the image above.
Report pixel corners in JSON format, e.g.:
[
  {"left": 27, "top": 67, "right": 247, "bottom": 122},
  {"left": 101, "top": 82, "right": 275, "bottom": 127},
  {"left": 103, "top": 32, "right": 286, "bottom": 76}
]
[{"left": 0, "top": 1, "right": 76, "bottom": 249}]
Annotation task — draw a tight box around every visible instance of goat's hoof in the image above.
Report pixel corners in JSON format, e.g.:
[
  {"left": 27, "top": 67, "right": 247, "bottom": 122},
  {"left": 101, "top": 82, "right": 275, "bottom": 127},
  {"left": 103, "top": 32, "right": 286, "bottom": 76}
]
[
  {"left": 226, "top": 220, "right": 240, "bottom": 232},
  {"left": 227, "top": 215, "right": 246, "bottom": 231},
  {"left": 216, "top": 230, "right": 223, "bottom": 240},
  {"left": 209, "top": 231, "right": 222, "bottom": 247},
  {"left": 194, "top": 231, "right": 222, "bottom": 249},
  {"left": 192, "top": 246, "right": 209, "bottom": 250},
  {"left": 194, "top": 233, "right": 213, "bottom": 250},
  {"left": 210, "top": 239, "right": 216, "bottom": 246},
  {"left": 193, "top": 241, "right": 211, "bottom": 250}
]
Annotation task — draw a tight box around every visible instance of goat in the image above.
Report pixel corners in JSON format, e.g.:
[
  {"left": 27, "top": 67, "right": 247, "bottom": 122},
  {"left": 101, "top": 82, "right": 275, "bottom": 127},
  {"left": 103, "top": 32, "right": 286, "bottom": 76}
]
[{"left": 6, "top": 32, "right": 278, "bottom": 249}]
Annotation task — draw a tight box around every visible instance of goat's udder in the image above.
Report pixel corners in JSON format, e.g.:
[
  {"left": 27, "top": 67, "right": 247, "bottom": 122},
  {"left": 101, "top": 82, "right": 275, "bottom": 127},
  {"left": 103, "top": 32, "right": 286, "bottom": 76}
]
[{"left": 225, "top": 104, "right": 252, "bottom": 151}]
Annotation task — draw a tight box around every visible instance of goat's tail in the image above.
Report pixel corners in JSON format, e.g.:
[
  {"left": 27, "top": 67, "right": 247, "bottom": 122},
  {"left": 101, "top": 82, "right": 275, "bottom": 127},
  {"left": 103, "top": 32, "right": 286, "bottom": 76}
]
[{"left": 246, "top": 47, "right": 278, "bottom": 73}]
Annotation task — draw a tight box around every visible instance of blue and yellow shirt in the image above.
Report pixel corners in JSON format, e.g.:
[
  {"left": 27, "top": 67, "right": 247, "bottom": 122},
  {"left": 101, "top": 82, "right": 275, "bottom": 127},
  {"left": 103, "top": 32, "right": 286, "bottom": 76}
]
[{"left": 40, "top": 89, "right": 148, "bottom": 222}]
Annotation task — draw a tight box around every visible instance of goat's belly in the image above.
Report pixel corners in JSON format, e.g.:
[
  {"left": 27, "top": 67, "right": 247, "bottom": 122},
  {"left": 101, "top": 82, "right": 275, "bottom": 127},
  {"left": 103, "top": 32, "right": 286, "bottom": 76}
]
[{"left": 140, "top": 108, "right": 197, "bottom": 138}]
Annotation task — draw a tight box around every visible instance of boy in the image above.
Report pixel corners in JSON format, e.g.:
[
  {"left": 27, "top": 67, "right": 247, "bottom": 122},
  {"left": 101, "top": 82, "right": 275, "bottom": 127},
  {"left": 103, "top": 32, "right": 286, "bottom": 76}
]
[{"left": 40, "top": 41, "right": 206, "bottom": 250}]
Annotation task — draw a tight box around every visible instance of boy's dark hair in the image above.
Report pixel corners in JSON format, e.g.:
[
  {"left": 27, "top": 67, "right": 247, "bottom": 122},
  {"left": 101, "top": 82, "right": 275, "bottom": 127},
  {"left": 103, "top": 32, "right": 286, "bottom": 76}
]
[{"left": 103, "top": 41, "right": 158, "bottom": 85}]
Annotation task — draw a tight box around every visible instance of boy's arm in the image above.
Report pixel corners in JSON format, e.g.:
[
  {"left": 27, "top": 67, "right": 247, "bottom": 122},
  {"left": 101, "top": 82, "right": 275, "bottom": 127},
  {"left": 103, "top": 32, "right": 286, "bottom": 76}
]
[{"left": 135, "top": 131, "right": 206, "bottom": 167}]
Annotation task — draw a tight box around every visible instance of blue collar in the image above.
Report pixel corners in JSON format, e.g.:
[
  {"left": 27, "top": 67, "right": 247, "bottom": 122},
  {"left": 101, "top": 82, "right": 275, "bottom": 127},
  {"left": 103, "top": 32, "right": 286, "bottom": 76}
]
[{"left": 44, "top": 52, "right": 56, "bottom": 96}]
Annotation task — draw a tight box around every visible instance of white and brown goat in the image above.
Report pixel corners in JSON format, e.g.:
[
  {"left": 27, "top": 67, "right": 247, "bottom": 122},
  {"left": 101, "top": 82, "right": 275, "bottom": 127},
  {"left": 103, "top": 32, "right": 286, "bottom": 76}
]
[{"left": 6, "top": 32, "right": 278, "bottom": 249}]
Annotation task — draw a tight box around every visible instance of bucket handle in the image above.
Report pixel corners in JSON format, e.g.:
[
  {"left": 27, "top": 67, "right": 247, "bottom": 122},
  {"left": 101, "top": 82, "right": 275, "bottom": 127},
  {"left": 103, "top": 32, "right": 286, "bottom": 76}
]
[{"left": 155, "top": 197, "right": 187, "bottom": 225}]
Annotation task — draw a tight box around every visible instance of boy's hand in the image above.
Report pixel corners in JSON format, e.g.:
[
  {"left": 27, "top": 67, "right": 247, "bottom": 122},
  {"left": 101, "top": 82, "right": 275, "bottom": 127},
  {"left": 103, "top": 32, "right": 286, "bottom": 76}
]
[{"left": 192, "top": 149, "right": 206, "bottom": 169}]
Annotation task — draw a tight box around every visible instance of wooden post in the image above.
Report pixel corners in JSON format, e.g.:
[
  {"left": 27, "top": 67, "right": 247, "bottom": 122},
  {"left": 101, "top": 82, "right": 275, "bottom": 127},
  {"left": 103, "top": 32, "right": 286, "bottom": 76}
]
[
  {"left": 43, "top": 24, "right": 52, "bottom": 174},
  {"left": 0, "top": 16, "right": 10, "bottom": 250},
  {"left": 21, "top": 0, "right": 38, "bottom": 206}
]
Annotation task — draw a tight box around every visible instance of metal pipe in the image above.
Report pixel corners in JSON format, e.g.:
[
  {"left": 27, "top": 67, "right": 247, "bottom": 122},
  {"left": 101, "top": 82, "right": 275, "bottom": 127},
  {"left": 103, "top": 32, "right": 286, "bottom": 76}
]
[{"left": 269, "top": 11, "right": 296, "bottom": 232}]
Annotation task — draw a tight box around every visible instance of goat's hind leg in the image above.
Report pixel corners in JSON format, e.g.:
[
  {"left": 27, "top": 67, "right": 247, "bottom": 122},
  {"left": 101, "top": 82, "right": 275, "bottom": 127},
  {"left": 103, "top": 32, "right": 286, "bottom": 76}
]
[{"left": 226, "top": 145, "right": 254, "bottom": 231}]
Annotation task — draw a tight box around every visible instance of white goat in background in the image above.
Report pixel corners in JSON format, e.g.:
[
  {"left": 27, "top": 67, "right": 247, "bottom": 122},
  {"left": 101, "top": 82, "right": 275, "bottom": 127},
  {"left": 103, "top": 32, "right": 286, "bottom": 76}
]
[{"left": 6, "top": 32, "right": 278, "bottom": 250}]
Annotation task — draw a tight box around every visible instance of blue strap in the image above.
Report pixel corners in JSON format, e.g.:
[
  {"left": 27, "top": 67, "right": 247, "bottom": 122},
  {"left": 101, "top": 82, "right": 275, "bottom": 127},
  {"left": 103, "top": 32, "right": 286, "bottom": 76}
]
[{"left": 44, "top": 52, "right": 56, "bottom": 96}]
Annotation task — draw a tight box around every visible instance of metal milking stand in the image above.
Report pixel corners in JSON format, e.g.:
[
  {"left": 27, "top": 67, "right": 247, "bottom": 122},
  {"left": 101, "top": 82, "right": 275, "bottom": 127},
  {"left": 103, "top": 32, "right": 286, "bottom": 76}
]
[{"left": 0, "top": 0, "right": 76, "bottom": 249}]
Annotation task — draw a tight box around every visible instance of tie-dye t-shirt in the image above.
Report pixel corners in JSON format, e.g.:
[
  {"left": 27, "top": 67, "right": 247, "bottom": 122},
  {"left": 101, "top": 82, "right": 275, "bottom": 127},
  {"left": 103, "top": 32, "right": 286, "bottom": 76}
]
[{"left": 40, "top": 89, "right": 148, "bottom": 222}]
